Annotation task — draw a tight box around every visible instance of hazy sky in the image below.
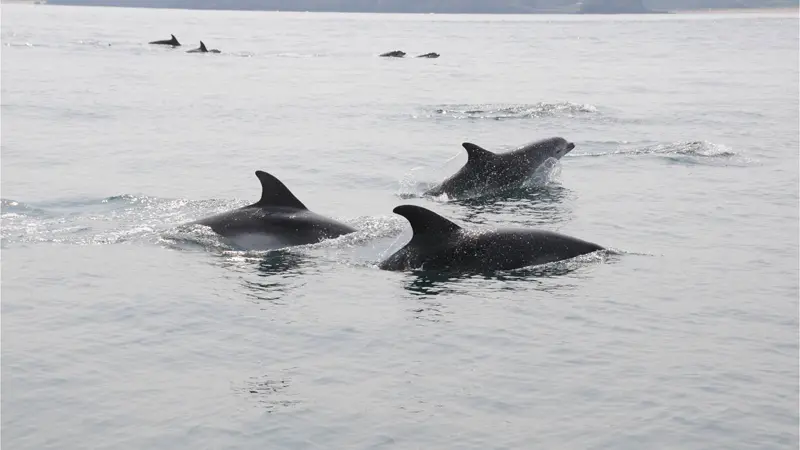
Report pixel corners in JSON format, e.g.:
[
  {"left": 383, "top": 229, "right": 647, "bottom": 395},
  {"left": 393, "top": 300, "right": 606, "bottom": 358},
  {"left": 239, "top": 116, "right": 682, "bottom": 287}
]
[{"left": 45, "top": 0, "right": 798, "bottom": 13}]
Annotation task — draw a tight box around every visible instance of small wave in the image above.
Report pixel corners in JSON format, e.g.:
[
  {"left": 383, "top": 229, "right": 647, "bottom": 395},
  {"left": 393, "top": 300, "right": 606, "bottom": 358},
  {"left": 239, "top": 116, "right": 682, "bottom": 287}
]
[
  {"left": 0, "top": 191, "right": 393, "bottom": 252},
  {"left": 634, "top": 141, "right": 736, "bottom": 158},
  {"left": 580, "top": 140, "right": 736, "bottom": 158},
  {"left": 228, "top": 51, "right": 324, "bottom": 59},
  {"left": 1, "top": 194, "right": 239, "bottom": 248},
  {"left": 6, "top": 42, "right": 34, "bottom": 47},
  {"left": 76, "top": 39, "right": 112, "bottom": 48},
  {"left": 159, "top": 225, "right": 239, "bottom": 253},
  {"left": 102, "top": 193, "right": 158, "bottom": 204},
  {"left": 210, "top": 51, "right": 324, "bottom": 59},
  {"left": 416, "top": 102, "right": 598, "bottom": 121},
  {"left": 1, "top": 198, "right": 46, "bottom": 215},
  {"left": 233, "top": 372, "right": 299, "bottom": 412},
  {"left": 274, "top": 52, "right": 322, "bottom": 58},
  {"left": 1, "top": 103, "right": 112, "bottom": 121},
  {"left": 576, "top": 140, "right": 747, "bottom": 165}
]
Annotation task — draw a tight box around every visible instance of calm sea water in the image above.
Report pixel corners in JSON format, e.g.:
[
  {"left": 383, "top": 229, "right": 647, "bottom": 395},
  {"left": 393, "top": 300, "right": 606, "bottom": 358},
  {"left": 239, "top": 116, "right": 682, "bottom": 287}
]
[{"left": 2, "top": 4, "right": 799, "bottom": 449}]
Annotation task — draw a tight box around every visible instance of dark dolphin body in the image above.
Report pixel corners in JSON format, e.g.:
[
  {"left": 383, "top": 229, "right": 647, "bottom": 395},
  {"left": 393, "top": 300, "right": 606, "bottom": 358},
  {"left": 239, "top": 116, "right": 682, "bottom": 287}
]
[
  {"left": 186, "top": 41, "right": 221, "bottom": 53},
  {"left": 189, "top": 171, "right": 357, "bottom": 249},
  {"left": 380, "top": 50, "right": 406, "bottom": 58},
  {"left": 378, "top": 205, "right": 603, "bottom": 273},
  {"left": 149, "top": 34, "right": 181, "bottom": 47},
  {"left": 416, "top": 52, "right": 440, "bottom": 58},
  {"left": 424, "top": 137, "right": 576, "bottom": 199}
]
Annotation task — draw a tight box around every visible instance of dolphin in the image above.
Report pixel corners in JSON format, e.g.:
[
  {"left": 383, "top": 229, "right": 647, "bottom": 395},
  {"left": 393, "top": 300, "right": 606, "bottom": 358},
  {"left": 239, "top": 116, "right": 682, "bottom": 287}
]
[
  {"left": 416, "top": 52, "right": 440, "bottom": 58},
  {"left": 186, "top": 41, "right": 221, "bottom": 54},
  {"left": 380, "top": 50, "right": 406, "bottom": 58},
  {"left": 378, "top": 205, "right": 603, "bottom": 273},
  {"left": 424, "top": 137, "right": 576, "bottom": 199},
  {"left": 149, "top": 34, "right": 181, "bottom": 47},
  {"left": 189, "top": 171, "right": 357, "bottom": 249}
]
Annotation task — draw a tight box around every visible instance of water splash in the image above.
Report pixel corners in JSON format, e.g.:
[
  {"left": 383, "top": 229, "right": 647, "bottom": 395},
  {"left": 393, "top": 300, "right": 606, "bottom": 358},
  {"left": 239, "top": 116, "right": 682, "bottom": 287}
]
[{"left": 396, "top": 157, "right": 566, "bottom": 201}]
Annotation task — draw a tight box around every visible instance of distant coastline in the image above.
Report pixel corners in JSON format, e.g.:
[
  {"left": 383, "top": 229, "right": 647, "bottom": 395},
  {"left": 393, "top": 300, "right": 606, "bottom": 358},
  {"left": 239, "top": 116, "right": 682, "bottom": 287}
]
[{"left": 576, "top": 0, "right": 666, "bottom": 14}]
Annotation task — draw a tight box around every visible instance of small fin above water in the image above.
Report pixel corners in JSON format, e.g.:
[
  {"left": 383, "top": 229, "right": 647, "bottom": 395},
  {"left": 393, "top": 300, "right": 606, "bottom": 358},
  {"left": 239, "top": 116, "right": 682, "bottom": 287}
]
[
  {"left": 462, "top": 142, "right": 497, "bottom": 165},
  {"left": 254, "top": 171, "right": 308, "bottom": 210},
  {"left": 393, "top": 205, "right": 461, "bottom": 237},
  {"left": 199, "top": 41, "right": 207, "bottom": 52},
  {"left": 149, "top": 34, "right": 180, "bottom": 46}
]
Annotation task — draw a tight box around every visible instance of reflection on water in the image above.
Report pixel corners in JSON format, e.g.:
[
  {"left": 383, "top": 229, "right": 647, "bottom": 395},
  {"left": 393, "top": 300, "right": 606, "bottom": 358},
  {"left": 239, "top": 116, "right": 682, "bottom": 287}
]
[
  {"left": 454, "top": 184, "right": 570, "bottom": 207},
  {"left": 455, "top": 185, "right": 573, "bottom": 227},
  {"left": 254, "top": 250, "right": 310, "bottom": 276},
  {"left": 403, "top": 271, "right": 459, "bottom": 322},
  {"left": 404, "top": 270, "right": 466, "bottom": 297},
  {"left": 233, "top": 371, "right": 299, "bottom": 413},
  {"left": 214, "top": 249, "right": 316, "bottom": 305},
  {"left": 402, "top": 254, "right": 604, "bottom": 297}
]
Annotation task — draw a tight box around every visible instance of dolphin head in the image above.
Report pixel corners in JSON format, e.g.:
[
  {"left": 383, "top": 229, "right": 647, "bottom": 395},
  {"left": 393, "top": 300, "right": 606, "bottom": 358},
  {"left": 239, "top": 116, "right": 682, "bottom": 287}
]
[
  {"left": 545, "top": 137, "right": 575, "bottom": 159},
  {"left": 516, "top": 137, "right": 575, "bottom": 161}
]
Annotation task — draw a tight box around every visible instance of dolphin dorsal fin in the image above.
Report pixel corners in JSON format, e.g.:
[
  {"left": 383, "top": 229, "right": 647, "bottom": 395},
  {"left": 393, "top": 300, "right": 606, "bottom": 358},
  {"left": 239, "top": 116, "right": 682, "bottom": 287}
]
[
  {"left": 393, "top": 205, "right": 461, "bottom": 238},
  {"left": 200, "top": 41, "right": 207, "bottom": 51},
  {"left": 253, "top": 171, "right": 308, "bottom": 210},
  {"left": 462, "top": 142, "right": 496, "bottom": 165},
  {"left": 171, "top": 34, "right": 176, "bottom": 39}
]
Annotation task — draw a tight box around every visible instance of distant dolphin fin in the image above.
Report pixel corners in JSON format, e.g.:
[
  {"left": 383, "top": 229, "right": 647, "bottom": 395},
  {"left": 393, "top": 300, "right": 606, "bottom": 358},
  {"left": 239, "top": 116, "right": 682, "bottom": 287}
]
[
  {"left": 462, "top": 142, "right": 496, "bottom": 165},
  {"left": 200, "top": 41, "right": 207, "bottom": 51},
  {"left": 393, "top": 205, "right": 461, "bottom": 237},
  {"left": 253, "top": 171, "right": 308, "bottom": 210}
]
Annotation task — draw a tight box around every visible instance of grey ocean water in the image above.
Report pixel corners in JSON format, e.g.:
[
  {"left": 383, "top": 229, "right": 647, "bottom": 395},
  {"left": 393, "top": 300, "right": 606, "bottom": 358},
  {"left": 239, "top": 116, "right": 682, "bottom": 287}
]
[{"left": 2, "top": 4, "right": 799, "bottom": 449}]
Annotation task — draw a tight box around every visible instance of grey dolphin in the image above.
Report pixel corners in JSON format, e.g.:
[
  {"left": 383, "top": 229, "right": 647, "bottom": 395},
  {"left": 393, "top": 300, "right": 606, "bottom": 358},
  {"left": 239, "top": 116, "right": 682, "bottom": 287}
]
[
  {"left": 186, "top": 41, "right": 221, "bottom": 54},
  {"left": 416, "top": 52, "right": 440, "bottom": 58},
  {"left": 380, "top": 50, "right": 406, "bottom": 58},
  {"left": 378, "top": 205, "right": 603, "bottom": 273},
  {"left": 149, "top": 34, "right": 180, "bottom": 47},
  {"left": 424, "top": 137, "right": 575, "bottom": 199},
  {"left": 189, "top": 171, "right": 357, "bottom": 249}
]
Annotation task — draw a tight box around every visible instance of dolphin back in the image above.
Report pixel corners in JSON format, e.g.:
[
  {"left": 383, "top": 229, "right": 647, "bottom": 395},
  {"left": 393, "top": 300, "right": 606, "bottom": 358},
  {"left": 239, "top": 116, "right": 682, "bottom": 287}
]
[
  {"left": 424, "top": 138, "right": 571, "bottom": 199},
  {"left": 379, "top": 205, "right": 603, "bottom": 272},
  {"left": 187, "top": 170, "right": 356, "bottom": 250}
]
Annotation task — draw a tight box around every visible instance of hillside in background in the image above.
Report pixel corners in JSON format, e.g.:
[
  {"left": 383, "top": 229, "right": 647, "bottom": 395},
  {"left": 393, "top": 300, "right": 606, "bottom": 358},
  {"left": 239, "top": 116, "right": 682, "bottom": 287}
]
[{"left": 43, "top": 0, "right": 800, "bottom": 13}]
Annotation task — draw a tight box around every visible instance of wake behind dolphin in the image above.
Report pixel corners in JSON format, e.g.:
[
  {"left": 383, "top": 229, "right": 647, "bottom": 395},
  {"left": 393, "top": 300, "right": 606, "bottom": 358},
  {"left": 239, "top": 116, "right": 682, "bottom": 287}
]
[
  {"left": 378, "top": 205, "right": 604, "bottom": 273},
  {"left": 424, "top": 137, "right": 575, "bottom": 200},
  {"left": 188, "top": 171, "right": 357, "bottom": 250}
]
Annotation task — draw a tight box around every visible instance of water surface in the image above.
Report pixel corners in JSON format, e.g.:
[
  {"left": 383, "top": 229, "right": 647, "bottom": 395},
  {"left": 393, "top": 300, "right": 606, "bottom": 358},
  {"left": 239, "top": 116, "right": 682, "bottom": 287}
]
[{"left": 2, "top": 5, "right": 798, "bottom": 449}]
